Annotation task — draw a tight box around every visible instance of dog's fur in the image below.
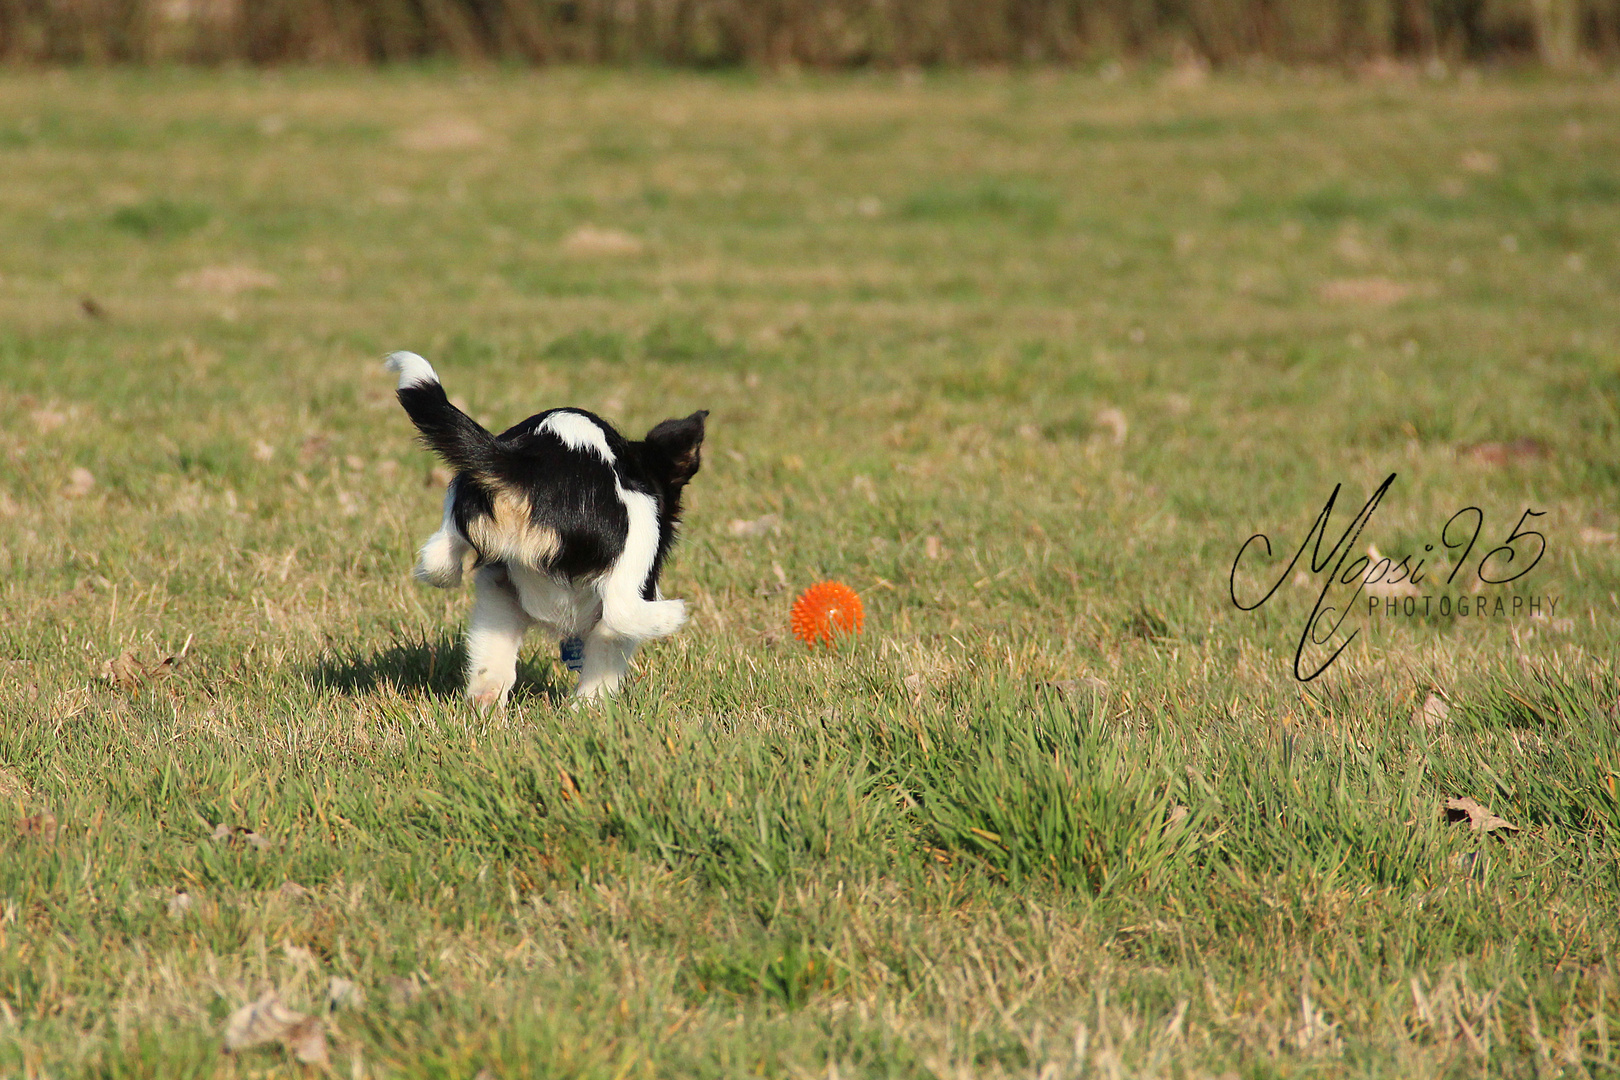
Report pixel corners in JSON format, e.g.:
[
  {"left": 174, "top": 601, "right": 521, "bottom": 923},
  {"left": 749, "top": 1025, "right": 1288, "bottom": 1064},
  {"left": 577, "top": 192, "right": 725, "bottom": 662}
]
[{"left": 385, "top": 351, "right": 706, "bottom": 703}]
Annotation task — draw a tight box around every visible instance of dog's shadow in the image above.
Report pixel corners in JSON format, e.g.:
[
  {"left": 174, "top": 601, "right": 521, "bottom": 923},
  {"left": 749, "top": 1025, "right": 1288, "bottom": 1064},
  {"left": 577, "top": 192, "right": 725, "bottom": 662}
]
[{"left": 307, "top": 632, "right": 571, "bottom": 704}]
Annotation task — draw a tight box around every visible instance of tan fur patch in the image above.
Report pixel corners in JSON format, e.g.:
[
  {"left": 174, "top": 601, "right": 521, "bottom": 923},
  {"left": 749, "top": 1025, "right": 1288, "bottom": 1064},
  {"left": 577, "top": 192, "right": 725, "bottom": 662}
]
[{"left": 465, "top": 486, "right": 561, "bottom": 568}]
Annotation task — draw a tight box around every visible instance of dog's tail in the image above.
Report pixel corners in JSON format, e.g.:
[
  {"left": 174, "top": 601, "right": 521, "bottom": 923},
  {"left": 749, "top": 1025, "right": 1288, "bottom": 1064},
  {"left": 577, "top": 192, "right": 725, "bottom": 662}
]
[{"left": 384, "top": 352, "right": 499, "bottom": 475}]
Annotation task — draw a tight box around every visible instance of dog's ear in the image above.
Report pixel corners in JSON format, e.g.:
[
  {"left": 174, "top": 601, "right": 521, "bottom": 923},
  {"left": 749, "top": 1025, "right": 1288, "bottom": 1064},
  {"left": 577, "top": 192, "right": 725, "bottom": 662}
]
[{"left": 644, "top": 410, "right": 707, "bottom": 486}]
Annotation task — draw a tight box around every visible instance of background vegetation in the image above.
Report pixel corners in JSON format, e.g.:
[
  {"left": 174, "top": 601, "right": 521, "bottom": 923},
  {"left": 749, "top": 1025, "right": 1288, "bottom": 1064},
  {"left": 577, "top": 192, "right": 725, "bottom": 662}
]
[
  {"left": 0, "top": 66, "right": 1617, "bottom": 1076},
  {"left": 0, "top": 0, "right": 1613, "bottom": 69}
]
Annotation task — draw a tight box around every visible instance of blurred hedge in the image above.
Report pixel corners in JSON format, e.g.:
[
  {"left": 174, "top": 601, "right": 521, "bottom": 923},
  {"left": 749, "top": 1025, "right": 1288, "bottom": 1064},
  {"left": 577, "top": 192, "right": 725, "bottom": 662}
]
[{"left": 0, "top": 0, "right": 1609, "bottom": 67}]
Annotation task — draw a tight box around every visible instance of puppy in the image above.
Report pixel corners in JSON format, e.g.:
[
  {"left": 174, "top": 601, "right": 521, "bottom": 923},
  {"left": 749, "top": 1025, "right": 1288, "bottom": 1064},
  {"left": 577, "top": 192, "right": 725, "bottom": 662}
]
[{"left": 384, "top": 351, "right": 706, "bottom": 703}]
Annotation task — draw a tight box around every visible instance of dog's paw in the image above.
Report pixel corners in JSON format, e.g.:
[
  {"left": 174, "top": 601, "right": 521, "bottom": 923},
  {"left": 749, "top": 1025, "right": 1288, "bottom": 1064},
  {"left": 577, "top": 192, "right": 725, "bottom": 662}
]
[
  {"left": 603, "top": 598, "right": 686, "bottom": 641},
  {"left": 415, "top": 529, "right": 469, "bottom": 589},
  {"left": 467, "top": 673, "right": 512, "bottom": 712},
  {"left": 573, "top": 678, "right": 616, "bottom": 701}
]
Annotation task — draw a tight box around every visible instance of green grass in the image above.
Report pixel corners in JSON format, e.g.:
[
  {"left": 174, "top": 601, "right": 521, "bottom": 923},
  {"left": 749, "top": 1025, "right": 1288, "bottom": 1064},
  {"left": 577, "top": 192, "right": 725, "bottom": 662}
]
[{"left": 0, "top": 66, "right": 1618, "bottom": 1078}]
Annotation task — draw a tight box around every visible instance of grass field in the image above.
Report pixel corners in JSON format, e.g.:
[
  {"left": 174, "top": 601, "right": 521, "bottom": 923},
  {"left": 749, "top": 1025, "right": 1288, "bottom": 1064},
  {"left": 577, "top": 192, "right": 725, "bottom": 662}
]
[{"left": 1, "top": 66, "right": 1619, "bottom": 1078}]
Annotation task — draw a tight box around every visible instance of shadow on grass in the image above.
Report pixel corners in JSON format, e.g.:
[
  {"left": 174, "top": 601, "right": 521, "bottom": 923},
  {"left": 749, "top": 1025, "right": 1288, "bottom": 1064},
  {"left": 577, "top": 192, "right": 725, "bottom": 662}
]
[{"left": 307, "top": 631, "right": 570, "bottom": 704}]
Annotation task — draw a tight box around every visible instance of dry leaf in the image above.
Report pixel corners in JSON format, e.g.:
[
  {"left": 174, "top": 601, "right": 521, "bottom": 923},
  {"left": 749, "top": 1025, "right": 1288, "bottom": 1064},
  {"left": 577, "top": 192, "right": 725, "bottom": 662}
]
[
  {"left": 327, "top": 977, "right": 364, "bottom": 1010},
  {"left": 1094, "top": 407, "right": 1129, "bottom": 446},
  {"left": 212, "top": 823, "right": 272, "bottom": 851},
  {"left": 1413, "top": 693, "right": 1451, "bottom": 730},
  {"left": 176, "top": 265, "right": 278, "bottom": 296},
  {"left": 166, "top": 890, "right": 193, "bottom": 918},
  {"left": 1318, "top": 277, "right": 1415, "bottom": 306},
  {"left": 923, "top": 535, "right": 943, "bottom": 560},
  {"left": 727, "top": 514, "right": 780, "bottom": 538},
  {"left": 62, "top": 467, "right": 96, "bottom": 498},
  {"left": 100, "top": 651, "right": 144, "bottom": 691},
  {"left": 277, "top": 880, "right": 311, "bottom": 901},
  {"left": 99, "top": 637, "right": 190, "bottom": 695},
  {"left": 1444, "top": 796, "right": 1519, "bottom": 836},
  {"left": 1464, "top": 438, "right": 1549, "bottom": 467},
  {"left": 223, "top": 990, "right": 326, "bottom": 1064},
  {"left": 398, "top": 117, "right": 486, "bottom": 151},
  {"left": 284, "top": 1016, "right": 329, "bottom": 1066},
  {"left": 1164, "top": 804, "right": 1190, "bottom": 830},
  {"left": 561, "top": 225, "right": 643, "bottom": 256},
  {"left": 30, "top": 408, "right": 68, "bottom": 433},
  {"left": 18, "top": 811, "right": 57, "bottom": 842}
]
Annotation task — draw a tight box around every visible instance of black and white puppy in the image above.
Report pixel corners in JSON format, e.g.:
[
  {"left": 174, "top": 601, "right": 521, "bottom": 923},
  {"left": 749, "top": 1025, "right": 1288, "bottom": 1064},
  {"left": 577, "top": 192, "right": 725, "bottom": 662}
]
[{"left": 384, "top": 351, "right": 706, "bottom": 703}]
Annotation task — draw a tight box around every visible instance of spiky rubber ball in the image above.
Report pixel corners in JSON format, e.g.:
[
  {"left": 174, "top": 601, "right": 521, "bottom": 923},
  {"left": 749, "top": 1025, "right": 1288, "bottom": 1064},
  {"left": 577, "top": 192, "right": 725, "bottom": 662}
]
[{"left": 790, "top": 581, "right": 865, "bottom": 648}]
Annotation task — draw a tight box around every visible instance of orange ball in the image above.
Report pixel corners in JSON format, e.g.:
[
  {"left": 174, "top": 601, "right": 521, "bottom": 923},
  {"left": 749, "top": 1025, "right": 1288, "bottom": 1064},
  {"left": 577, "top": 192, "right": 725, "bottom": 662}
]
[{"left": 790, "top": 581, "right": 865, "bottom": 648}]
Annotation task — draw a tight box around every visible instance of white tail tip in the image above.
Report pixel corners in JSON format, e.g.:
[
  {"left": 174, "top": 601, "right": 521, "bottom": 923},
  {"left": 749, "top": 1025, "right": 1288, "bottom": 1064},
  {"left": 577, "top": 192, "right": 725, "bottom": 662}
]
[{"left": 384, "top": 351, "right": 439, "bottom": 389}]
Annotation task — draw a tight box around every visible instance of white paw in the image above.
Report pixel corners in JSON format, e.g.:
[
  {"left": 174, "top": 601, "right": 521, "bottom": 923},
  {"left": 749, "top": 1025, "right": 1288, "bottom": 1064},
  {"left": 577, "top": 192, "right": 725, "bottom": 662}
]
[
  {"left": 414, "top": 529, "right": 468, "bottom": 588},
  {"left": 604, "top": 598, "right": 685, "bottom": 640},
  {"left": 646, "top": 598, "right": 687, "bottom": 638},
  {"left": 467, "top": 671, "right": 512, "bottom": 711}
]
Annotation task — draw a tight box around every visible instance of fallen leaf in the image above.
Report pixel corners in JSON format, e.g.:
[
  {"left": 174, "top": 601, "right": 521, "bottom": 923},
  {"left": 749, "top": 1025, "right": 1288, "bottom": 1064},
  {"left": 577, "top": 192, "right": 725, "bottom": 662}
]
[
  {"left": 1094, "top": 407, "right": 1128, "bottom": 446},
  {"left": 30, "top": 408, "right": 68, "bottom": 433},
  {"left": 1413, "top": 693, "right": 1451, "bottom": 730},
  {"left": 1318, "top": 277, "right": 1415, "bottom": 306},
  {"left": 18, "top": 811, "right": 57, "bottom": 842},
  {"left": 277, "top": 880, "right": 311, "bottom": 901},
  {"left": 327, "top": 977, "right": 364, "bottom": 1010},
  {"left": 1463, "top": 438, "right": 1548, "bottom": 467},
  {"left": 283, "top": 1016, "right": 329, "bottom": 1066},
  {"left": 176, "top": 265, "right": 279, "bottom": 296},
  {"left": 727, "top": 514, "right": 780, "bottom": 538},
  {"left": 99, "top": 637, "right": 190, "bottom": 695},
  {"left": 923, "top": 535, "right": 943, "bottom": 560},
  {"left": 298, "top": 434, "right": 330, "bottom": 466},
  {"left": 1444, "top": 796, "right": 1519, "bottom": 836},
  {"left": 167, "top": 890, "right": 193, "bottom": 918},
  {"left": 223, "top": 990, "right": 326, "bottom": 1064},
  {"left": 398, "top": 117, "right": 486, "bottom": 151},
  {"left": 282, "top": 942, "right": 317, "bottom": 969},
  {"left": 80, "top": 296, "right": 107, "bottom": 319},
  {"left": 212, "top": 823, "right": 272, "bottom": 851},
  {"left": 561, "top": 225, "right": 644, "bottom": 256},
  {"left": 902, "top": 672, "right": 924, "bottom": 705},
  {"left": 224, "top": 991, "right": 303, "bottom": 1051},
  {"left": 1164, "top": 804, "right": 1190, "bottom": 830},
  {"left": 62, "top": 467, "right": 96, "bottom": 498}
]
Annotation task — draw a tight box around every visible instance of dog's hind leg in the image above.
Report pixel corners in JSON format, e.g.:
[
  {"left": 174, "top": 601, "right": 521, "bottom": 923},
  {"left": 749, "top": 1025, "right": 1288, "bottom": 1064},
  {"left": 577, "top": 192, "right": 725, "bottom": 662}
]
[
  {"left": 415, "top": 480, "right": 474, "bottom": 588},
  {"left": 596, "top": 489, "right": 687, "bottom": 643},
  {"left": 465, "top": 564, "right": 533, "bottom": 710}
]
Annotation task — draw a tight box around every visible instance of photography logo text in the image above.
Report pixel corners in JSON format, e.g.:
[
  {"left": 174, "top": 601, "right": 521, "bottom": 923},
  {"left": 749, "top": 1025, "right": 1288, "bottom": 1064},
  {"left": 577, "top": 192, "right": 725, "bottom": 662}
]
[{"left": 1228, "top": 473, "right": 1554, "bottom": 681}]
